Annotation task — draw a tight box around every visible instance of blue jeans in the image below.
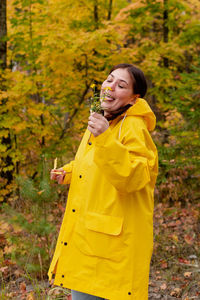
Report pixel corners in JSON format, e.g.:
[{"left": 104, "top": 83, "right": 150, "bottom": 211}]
[{"left": 71, "top": 290, "right": 106, "bottom": 300}]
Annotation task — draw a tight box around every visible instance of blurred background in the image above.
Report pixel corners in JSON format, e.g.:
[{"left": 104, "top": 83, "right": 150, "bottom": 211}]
[{"left": 0, "top": 0, "right": 199, "bottom": 299}]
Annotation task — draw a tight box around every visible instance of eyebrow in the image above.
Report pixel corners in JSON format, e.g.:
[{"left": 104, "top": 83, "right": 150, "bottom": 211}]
[{"left": 109, "top": 74, "right": 128, "bottom": 85}]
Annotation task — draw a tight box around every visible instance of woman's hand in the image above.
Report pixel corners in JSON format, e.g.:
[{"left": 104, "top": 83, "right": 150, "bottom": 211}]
[
  {"left": 50, "top": 168, "right": 66, "bottom": 184},
  {"left": 88, "top": 112, "right": 109, "bottom": 137}
]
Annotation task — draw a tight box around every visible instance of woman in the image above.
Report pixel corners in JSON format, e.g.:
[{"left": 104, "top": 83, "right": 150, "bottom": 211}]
[{"left": 48, "top": 64, "right": 158, "bottom": 300}]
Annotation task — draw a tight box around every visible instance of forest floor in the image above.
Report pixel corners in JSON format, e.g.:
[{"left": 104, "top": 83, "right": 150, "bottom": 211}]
[{"left": 0, "top": 202, "right": 199, "bottom": 300}]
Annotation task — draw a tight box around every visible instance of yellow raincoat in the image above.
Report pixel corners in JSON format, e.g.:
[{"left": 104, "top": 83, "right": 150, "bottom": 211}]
[{"left": 48, "top": 98, "right": 158, "bottom": 300}]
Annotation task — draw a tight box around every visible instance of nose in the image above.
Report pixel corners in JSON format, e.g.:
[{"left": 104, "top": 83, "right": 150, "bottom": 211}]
[{"left": 109, "top": 81, "right": 115, "bottom": 91}]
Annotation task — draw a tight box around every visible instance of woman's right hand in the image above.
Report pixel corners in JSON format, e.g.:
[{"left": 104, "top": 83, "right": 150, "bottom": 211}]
[{"left": 50, "top": 168, "right": 66, "bottom": 184}]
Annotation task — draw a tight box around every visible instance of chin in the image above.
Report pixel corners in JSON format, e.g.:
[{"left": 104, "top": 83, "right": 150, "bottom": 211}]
[{"left": 102, "top": 104, "right": 115, "bottom": 111}]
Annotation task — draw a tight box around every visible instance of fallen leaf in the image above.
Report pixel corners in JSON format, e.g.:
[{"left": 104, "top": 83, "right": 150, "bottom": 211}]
[
  {"left": 26, "top": 292, "right": 35, "bottom": 300},
  {"left": 160, "top": 283, "right": 167, "bottom": 290},
  {"left": 184, "top": 234, "right": 193, "bottom": 245},
  {"left": 20, "top": 282, "right": 26, "bottom": 293},
  {"left": 171, "top": 234, "right": 179, "bottom": 242},
  {"left": 184, "top": 271, "right": 192, "bottom": 278},
  {"left": 0, "top": 266, "right": 8, "bottom": 274},
  {"left": 160, "top": 260, "right": 168, "bottom": 269},
  {"left": 4, "top": 245, "right": 16, "bottom": 254},
  {"left": 178, "top": 257, "right": 190, "bottom": 264},
  {"left": 170, "top": 287, "right": 181, "bottom": 297},
  {"left": 38, "top": 190, "right": 45, "bottom": 195},
  {"left": 14, "top": 269, "right": 21, "bottom": 277}
]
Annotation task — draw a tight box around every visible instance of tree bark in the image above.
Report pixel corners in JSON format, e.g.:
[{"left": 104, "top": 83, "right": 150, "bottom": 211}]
[
  {"left": 94, "top": 0, "right": 99, "bottom": 29},
  {"left": 107, "top": 0, "right": 113, "bottom": 20},
  {"left": 0, "top": 0, "right": 14, "bottom": 200},
  {"left": 163, "top": 0, "right": 169, "bottom": 67},
  {"left": 0, "top": 0, "right": 7, "bottom": 69}
]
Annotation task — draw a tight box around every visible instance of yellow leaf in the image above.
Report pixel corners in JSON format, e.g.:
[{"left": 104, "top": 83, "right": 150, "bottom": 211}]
[
  {"left": 27, "top": 107, "right": 43, "bottom": 117},
  {"left": 184, "top": 271, "right": 192, "bottom": 278},
  {"left": 26, "top": 292, "right": 36, "bottom": 300},
  {"left": 172, "top": 234, "right": 179, "bottom": 242},
  {"left": 38, "top": 190, "right": 45, "bottom": 195}
]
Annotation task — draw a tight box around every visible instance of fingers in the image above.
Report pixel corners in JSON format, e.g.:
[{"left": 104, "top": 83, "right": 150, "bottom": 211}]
[
  {"left": 88, "top": 114, "right": 107, "bottom": 126},
  {"left": 50, "top": 168, "right": 66, "bottom": 184},
  {"left": 89, "top": 112, "right": 104, "bottom": 121},
  {"left": 58, "top": 174, "right": 66, "bottom": 184},
  {"left": 90, "top": 112, "right": 103, "bottom": 118},
  {"left": 88, "top": 112, "right": 109, "bottom": 137},
  {"left": 88, "top": 120, "right": 96, "bottom": 128},
  {"left": 87, "top": 125, "right": 96, "bottom": 137}
]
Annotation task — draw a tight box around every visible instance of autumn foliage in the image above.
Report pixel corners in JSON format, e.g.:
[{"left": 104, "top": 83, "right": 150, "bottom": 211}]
[{"left": 0, "top": 0, "right": 200, "bottom": 298}]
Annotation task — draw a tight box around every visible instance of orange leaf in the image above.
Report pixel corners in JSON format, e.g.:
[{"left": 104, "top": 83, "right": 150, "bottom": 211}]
[
  {"left": 38, "top": 189, "right": 45, "bottom": 195},
  {"left": 184, "top": 234, "right": 193, "bottom": 245},
  {"left": 20, "top": 282, "right": 26, "bottom": 293}
]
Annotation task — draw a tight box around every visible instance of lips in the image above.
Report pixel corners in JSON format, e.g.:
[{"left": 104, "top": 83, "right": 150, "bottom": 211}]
[
  {"left": 105, "top": 97, "right": 115, "bottom": 101},
  {"left": 104, "top": 93, "right": 115, "bottom": 101}
]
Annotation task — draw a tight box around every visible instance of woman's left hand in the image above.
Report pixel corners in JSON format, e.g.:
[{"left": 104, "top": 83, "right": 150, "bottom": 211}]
[{"left": 88, "top": 112, "right": 109, "bottom": 137}]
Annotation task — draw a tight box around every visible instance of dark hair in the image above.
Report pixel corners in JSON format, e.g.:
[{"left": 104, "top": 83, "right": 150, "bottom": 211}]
[{"left": 109, "top": 63, "right": 147, "bottom": 98}]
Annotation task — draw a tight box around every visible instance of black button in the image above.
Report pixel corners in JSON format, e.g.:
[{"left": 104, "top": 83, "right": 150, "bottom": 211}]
[
  {"left": 64, "top": 242, "right": 67, "bottom": 246},
  {"left": 62, "top": 275, "right": 64, "bottom": 278},
  {"left": 88, "top": 142, "right": 92, "bottom": 145},
  {"left": 128, "top": 292, "right": 131, "bottom": 295},
  {"left": 79, "top": 175, "right": 82, "bottom": 178},
  {"left": 72, "top": 209, "right": 76, "bottom": 212},
  {"left": 60, "top": 283, "right": 63, "bottom": 287}
]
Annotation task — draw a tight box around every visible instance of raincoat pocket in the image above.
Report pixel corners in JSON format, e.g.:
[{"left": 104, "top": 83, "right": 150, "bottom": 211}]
[{"left": 74, "top": 212, "right": 124, "bottom": 261}]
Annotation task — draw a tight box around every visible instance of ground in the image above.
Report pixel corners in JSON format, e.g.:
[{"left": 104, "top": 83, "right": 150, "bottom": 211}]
[{"left": 0, "top": 202, "right": 199, "bottom": 299}]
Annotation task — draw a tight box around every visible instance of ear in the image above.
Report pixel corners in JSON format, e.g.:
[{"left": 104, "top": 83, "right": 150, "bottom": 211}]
[{"left": 130, "top": 94, "right": 140, "bottom": 104}]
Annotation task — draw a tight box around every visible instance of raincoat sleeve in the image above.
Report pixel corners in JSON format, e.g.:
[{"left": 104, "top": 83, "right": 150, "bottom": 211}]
[
  {"left": 93, "top": 117, "right": 157, "bottom": 193},
  {"left": 61, "top": 160, "right": 75, "bottom": 184}
]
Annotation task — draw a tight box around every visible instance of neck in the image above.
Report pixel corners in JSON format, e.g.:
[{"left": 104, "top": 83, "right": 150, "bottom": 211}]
[{"left": 104, "top": 104, "right": 132, "bottom": 121}]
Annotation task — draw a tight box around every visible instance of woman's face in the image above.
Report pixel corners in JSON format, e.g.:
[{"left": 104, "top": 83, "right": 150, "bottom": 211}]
[{"left": 100, "top": 68, "right": 136, "bottom": 113}]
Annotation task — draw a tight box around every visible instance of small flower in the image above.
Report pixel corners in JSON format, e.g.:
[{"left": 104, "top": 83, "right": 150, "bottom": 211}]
[{"left": 88, "top": 83, "right": 103, "bottom": 114}]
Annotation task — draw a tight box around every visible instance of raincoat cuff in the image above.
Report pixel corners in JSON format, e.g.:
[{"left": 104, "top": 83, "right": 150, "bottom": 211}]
[
  {"left": 62, "top": 160, "right": 74, "bottom": 173},
  {"left": 94, "top": 127, "right": 112, "bottom": 146},
  {"left": 62, "top": 164, "right": 71, "bottom": 172},
  {"left": 61, "top": 161, "right": 74, "bottom": 184}
]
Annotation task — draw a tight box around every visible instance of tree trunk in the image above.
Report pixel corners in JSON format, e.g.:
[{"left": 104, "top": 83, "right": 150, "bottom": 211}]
[
  {"left": 107, "top": 0, "right": 113, "bottom": 20},
  {"left": 94, "top": 0, "right": 99, "bottom": 29},
  {"left": 163, "top": 0, "right": 169, "bottom": 67},
  {"left": 0, "top": 0, "right": 14, "bottom": 200},
  {"left": 0, "top": 0, "right": 7, "bottom": 69}
]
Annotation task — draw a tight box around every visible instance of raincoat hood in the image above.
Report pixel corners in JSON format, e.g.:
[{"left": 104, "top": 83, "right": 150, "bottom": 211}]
[{"left": 125, "top": 98, "right": 156, "bottom": 131}]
